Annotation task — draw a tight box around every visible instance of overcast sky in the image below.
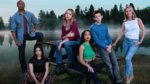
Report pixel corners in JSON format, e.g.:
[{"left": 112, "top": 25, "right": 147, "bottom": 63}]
[{"left": 0, "top": 0, "right": 149, "bottom": 23}]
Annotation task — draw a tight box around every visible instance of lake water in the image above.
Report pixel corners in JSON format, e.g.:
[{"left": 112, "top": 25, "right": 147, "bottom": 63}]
[{"left": 0, "top": 26, "right": 150, "bottom": 66}]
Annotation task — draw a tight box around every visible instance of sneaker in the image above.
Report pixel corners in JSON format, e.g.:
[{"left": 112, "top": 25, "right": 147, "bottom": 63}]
[
  {"left": 129, "top": 76, "right": 134, "bottom": 82},
  {"left": 129, "top": 76, "right": 134, "bottom": 84},
  {"left": 116, "top": 79, "right": 122, "bottom": 84},
  {"left": 125, "top": 78, "right": 130, "bottom": 84}
]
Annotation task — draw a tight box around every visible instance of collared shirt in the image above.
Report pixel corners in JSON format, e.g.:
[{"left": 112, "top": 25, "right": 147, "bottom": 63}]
[{"left": 10, "top": 10, "right": 38, "bottom": 44}]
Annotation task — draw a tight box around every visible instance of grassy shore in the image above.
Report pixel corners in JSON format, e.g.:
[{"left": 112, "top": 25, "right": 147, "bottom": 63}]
[{"left": 0, "top": 55, "right": 149, "bottom": 84}]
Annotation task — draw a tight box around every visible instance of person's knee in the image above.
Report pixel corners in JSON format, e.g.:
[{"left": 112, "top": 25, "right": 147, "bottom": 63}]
[
  {"left": 63, "top": 42, "right": 70, "bottom": 48},
  {"left": 36, "top": 32, "right": 43, "bottom": 38},
  {"left": 105, "top": 62, "right": 112, "bottom": 70},
  {"left": 125, "top": 56, "right": 131, "bottom": 62},
  {"left": 39, "top": 32, "right": 44, "bottom": 38},
  {"left": 55, "top": 41, "right": 61, "bottom": 47}
]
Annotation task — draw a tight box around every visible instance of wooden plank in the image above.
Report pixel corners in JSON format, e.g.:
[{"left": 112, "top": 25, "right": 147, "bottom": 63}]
[{"left": 44, "top": 41, "right": 56, "bottom": 45}]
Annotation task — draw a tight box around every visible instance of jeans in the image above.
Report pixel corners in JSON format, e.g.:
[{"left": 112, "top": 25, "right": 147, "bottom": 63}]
[
  {"left": 75, "top": 61, "right": 101, "bottom": 84},
  {"left": 97, "top": 47, "right": 122, "bottom": 84},
  {"left": 18, "top": 32, "right": 43, "bottom": 73},
  {"left": 55, "top": 40, "right": 79, "bottom": 64},
  {"left": 123, "top": 37, "right": 138, "bottom": 78}
]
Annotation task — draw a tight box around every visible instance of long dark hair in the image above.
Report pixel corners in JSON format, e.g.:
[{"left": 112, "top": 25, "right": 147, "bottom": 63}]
[
  {"left": 34, "top": 44, "right": 44, "bottom": 59},
  {"left": 80, "top": 30, "right": 95, "bottom": 51}
]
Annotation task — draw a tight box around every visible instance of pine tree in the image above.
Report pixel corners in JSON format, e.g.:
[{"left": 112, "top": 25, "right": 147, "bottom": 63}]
[{"left": 0, "top": 17, "right": 5, "bottom": 30}]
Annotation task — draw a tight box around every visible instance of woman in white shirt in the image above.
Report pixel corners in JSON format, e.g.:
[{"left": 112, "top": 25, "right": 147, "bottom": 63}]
[{"left": 113, "top": 6, "right": 146, "bottom": 84}]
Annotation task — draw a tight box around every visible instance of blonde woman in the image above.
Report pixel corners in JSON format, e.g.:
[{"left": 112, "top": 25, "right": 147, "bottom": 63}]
[
  {"left": 55, "top": 9, "right": 80, "bottom": 72},
  {"left": 113, "top": 6, "right": 146, "bottom": 84}
]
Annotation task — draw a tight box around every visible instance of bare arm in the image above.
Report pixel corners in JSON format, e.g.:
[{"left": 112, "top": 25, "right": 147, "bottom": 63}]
[
  {"left": 79, "top": 45, "right": 89, "bottom": 67},
  {"left": 29, "top": 63, "right": 40, "bottom": 84},
  {"left": 113, "top": 23, "right": 125, "bottom": 46},
  {"left": 58, "top": 38, "right": 69, "bottom": 51},
  {"left": 41, "top": 62, "right": 49, "bottom": 84},
  {"left": 93, "top": 54, "right": 96, "bottom": 60},
  {"left": 61, "top": 38, "right": 69, "bottom": 44},
  {"left": 138, "top": 18, "right": 146, "bottom": 44},
  {"left": 79, "top": 45, "right": 94, "bottom": 72}
]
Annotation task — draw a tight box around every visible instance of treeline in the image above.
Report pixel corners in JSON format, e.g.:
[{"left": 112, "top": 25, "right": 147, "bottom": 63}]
[
  {"left": 2, "top": 3, "right": 150, "bottom": 30},
  {"left": 38, "top": 3, "right": 150, "bottom": 30},
  {"left": 0, "top": 17, "right": 5, "bottom": 30}
]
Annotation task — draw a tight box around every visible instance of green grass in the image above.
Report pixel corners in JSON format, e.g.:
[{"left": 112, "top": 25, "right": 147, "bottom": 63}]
[{"left": 0, "top": 55, "right": 150, "bottom": 84}]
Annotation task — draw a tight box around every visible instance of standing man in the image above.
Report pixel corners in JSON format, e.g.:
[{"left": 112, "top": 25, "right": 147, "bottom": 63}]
[{"left": 10, "top": 0, "right": 43, "bottom": 73}]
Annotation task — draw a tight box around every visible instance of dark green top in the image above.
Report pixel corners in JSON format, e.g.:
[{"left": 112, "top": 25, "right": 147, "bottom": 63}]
[{"left": 82, "top": 42, "right": 95, "bottom": 60}]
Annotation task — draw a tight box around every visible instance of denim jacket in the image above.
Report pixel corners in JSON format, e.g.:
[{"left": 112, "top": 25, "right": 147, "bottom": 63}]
[{"left": 10, "top": 10, "right": 38, "bottom": 44}]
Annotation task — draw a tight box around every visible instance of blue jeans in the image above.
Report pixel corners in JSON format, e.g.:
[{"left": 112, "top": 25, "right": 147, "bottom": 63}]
[
  {"left": 123, "top": 37, "right": 138, "bottom": 78},
  {"left": 18, "top": 32, "right": 43, "bottom": 73},
  {"left": 97, "top": 47, "right": 122, "bottom": 84},
  {"left": 55, "top": 40, "right": 79, "bottom": 64}
]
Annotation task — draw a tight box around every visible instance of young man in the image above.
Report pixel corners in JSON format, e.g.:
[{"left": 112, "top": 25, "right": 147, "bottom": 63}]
[
  {"left": 90, "top": 10, "right": 122, "bottom": 84},
  {"left": 10, "top": 0, "right": 43, "bottom": 73}
]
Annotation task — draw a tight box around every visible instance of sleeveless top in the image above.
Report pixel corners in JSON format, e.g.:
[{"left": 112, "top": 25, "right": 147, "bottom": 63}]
[
  {"left": 124, "top": 18, "right": 140, "bottom": 40},
  {"left": 82, "top": 43, "right": 95, "bottom": 60}
]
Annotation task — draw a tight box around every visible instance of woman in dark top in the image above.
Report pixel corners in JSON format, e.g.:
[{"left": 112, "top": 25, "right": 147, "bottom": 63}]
[
  {"left": 23, "top": 45, "right": 55, "bottom": 84},
  {"left": 55, "top": 9, "right": 80, "bottom": 72}
]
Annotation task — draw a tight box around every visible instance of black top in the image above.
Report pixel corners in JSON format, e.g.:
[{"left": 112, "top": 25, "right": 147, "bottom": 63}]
[{"left": 29, "top": 56, "right": 49, "bottom": 73}]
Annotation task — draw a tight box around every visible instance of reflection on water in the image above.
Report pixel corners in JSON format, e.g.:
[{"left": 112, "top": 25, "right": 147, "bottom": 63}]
[
  {"left": 0, "top": 35, "right": 4, "bottom": 45},
  {"left": 0, "top": 28, "right": 150, "bottom": 65}
]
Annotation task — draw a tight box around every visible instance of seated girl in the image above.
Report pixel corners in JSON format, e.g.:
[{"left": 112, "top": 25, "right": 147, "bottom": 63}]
[
  {"left": 55, "top": 9, "right": 80, "bottom": 72},
  {"left": 75, "top": 30, "right": 101, "bottom": 84},
  {"left": 23, "top": 45, "right": 56, "bottom": 84}
]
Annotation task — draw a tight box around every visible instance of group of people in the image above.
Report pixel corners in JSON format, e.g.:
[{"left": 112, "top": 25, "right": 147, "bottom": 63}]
[{"left": 10, "top": 0, "right": 146, "bottom": 84}]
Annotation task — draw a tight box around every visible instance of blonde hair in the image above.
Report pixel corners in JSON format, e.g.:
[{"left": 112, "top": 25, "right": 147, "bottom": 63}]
[
  {"left": 63, "top": 9, "right": 76, "bottom": 28},
  {"left": 124, "top": 6, "right": 136, "bottom": 21}
]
